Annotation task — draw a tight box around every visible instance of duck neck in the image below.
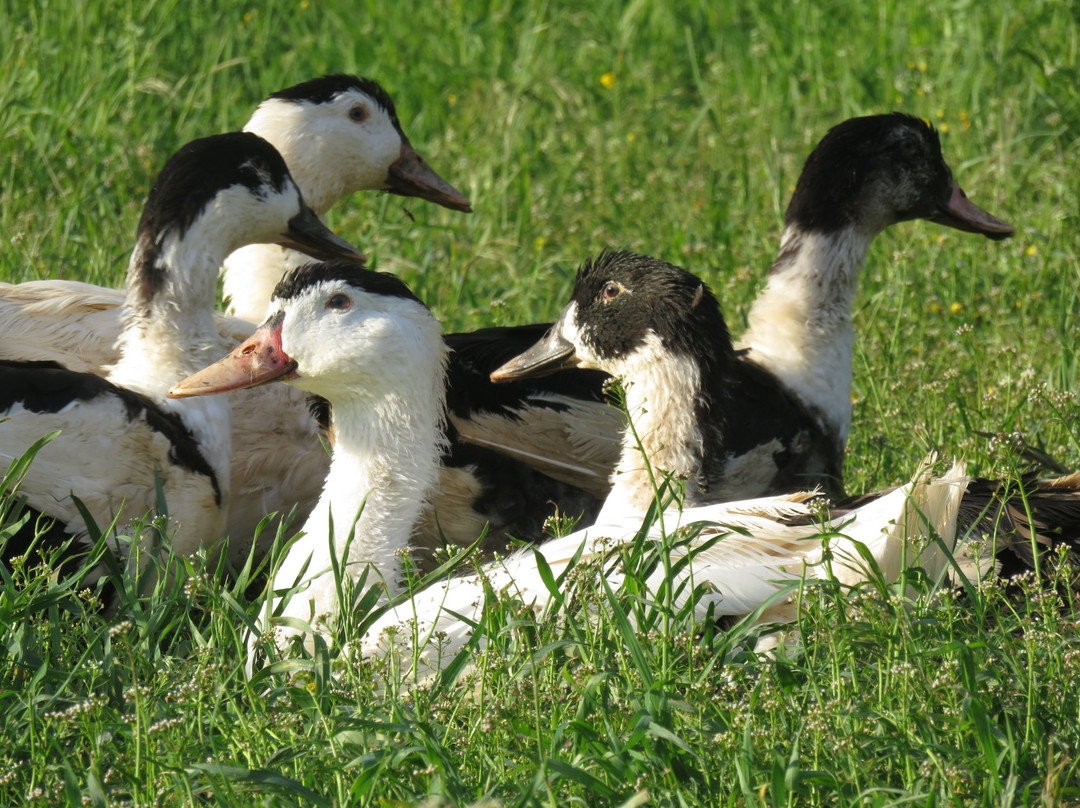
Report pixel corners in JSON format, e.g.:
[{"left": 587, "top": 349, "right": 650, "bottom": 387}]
[
  {"left": 737, "top": 224, "right": 874, "bottom": 444},
  {"left": 605, "top": 333, "right": 728, "bottom": 514},
  {"left": 303, "top": 356, "right": 449, "bottom": 595},
  {"left": 103, "top": 227, "right": 235, "bottom": 502},
  {"left": 108, "top": 232, "right": 227, "bottom": 399},
  {"left": 223, "top": 244, "right": 309, "bottom": 323}
]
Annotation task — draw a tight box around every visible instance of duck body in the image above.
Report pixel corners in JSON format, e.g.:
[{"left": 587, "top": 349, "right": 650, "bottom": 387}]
[
  {"left": 0, "top": 360, "right": 225, "bottom": 564},
  {"left": 361, "top": 463, "right": 968, "bottom": 674},
  {"left": 1, "top": 132, "right": 363, "bottom": 572}
]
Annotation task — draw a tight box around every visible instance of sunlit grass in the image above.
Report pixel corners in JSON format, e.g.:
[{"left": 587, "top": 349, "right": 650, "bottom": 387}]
[{"left": 2, "top": 0, "right": 1080, "bottom": 803}]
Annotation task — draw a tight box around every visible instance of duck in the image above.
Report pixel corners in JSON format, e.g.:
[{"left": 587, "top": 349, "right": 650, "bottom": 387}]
[
  {"left": 169, "top": 260, "right": 599, "bottom": 643},
  {"left": 444, "top": 113, "right": 1015, "bottom": 500},
  {"left": 0, "top": 75, "right": 472, "bottom": 561},
  {"left": 224, "top": 74, "right": 472, "bottom": 322},
  {"left": 0, "top": 132, "right": 363, "bottom": 577},
  {"left": 735, "top": 112, "right": 1014, "bottom": 466}
]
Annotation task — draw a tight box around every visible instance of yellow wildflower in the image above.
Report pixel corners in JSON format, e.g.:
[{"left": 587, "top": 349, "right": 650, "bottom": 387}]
[
  {"left": 1025, "top": 245, "right": 1037, "bottom": 256},
  {"left": 600, "top": 72, "right": 616, "bottom": 89},
  {"left": 940, "top": 122, "right": 950, "bottom": 134},
  {"left": 950, "top": 302, "right": 963, "bottom": 314},
  {"left": 918, "top": 61, "right": 927, "bottom": 72}
]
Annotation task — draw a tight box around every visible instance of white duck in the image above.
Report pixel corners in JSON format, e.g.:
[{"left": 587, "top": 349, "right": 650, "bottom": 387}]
[
  {"left": 171, "top": 262, "right": 450, "bottom": 637},
  {"left": 0, "top": 132, "right": 363, "bottom": 576},
  {"left": 170, "top": 256, "right": 970, "bottom": 670},
  {"left": 0, "top": 75, "right": 470, "bottom": 561},
  {"left": 443, "top": 113, "right": 1014, "bottom": 500}
]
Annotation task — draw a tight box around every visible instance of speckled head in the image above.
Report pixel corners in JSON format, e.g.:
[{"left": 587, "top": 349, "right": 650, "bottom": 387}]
[{"left": 492, "top": 250, "right": 733, "bottom": 383}]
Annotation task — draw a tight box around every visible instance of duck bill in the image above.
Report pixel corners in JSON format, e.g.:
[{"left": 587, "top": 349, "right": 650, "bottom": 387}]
[
  {"left": 387, "top": 143, "right": 473, "bottom": 212},
  {"left": 930, "top": 180, "right": 1014, "bottom": 241},
  {"left": 490, "top": 324, "right": 579, "bottom": 383},
  {"left": 168, "top": 315, "right": 298, "bottom": 399},
  {"left": 277, "top": 205, "right": 367, "bottom": 262}
]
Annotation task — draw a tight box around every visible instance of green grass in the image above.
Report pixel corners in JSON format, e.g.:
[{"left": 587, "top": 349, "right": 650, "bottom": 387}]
[{"left": 2, "top": 0, "right": 1080, "bottom": 804}]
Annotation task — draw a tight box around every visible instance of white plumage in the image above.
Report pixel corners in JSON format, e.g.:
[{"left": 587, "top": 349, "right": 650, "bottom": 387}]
[{"left": 360, "top": 461, "right": 968, "bottom": 675}]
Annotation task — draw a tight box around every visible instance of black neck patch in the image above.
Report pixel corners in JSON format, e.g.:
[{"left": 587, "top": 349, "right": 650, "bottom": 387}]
[{"left": 272, "top": 259, "right": 426, "bottom": 309}]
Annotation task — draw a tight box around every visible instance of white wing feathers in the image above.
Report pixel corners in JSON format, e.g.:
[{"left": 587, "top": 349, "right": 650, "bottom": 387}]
[{"left": 355, "top": 459, "right": 969, "bottom": 674}]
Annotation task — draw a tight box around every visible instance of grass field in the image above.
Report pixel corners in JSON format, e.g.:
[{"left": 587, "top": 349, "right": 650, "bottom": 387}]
[{"left": 2, "top": 0, "right": 1080, "bottom": 804}]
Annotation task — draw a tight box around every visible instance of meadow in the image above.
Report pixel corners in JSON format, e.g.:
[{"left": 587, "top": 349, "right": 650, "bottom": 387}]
[{"left": 1, "top": 0, "right": 1079, "bottom": 804}]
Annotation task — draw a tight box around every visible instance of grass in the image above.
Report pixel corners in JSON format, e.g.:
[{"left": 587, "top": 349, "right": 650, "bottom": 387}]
[{"left": 2, "top": 0, "right": 1080, "bottom": 803}]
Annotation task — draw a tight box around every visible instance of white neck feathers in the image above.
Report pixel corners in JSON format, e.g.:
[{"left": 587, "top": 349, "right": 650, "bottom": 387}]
[
  {"left": 604, "top": 333, "right": 706, "bottom": 515},
  {"left": 108, "top": 231, "right": 228, "bottom": 399},
  {"left": 736, "top": 225, "right": 874, "bottom": 443},
  {"left": 287, "top": 333, "right": 450, "bottom": 596}
]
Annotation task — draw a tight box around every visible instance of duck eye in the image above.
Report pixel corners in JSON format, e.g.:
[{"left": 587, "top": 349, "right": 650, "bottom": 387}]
[
  {"left": 601, "top": 282, "right": 623, "bottom": 302},
  {"left": 348, "top": 105, "right": 368, "bottom": 123},
  {"left": 326, "top": 293, "right": 351, "bottom": 311},
  {"left": 896, "top": 132, "right": 919, "bottom": 157}
]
